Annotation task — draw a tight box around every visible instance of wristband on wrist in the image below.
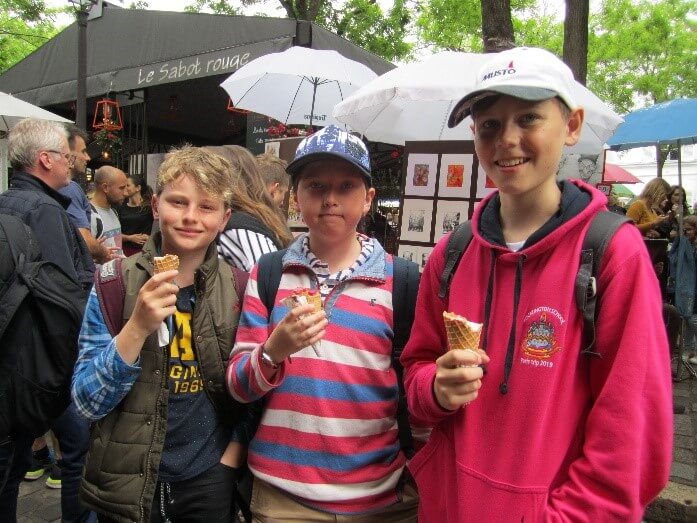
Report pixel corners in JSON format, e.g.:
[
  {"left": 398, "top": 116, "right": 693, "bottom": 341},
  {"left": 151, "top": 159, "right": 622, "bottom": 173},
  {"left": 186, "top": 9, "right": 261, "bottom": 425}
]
[{"left": 260, "top": 345, "right": 281, "bottom": 369}]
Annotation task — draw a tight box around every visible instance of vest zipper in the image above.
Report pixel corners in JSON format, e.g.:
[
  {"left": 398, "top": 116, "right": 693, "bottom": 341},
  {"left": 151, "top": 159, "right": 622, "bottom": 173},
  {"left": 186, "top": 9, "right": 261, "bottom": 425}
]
[{"left": 139, "top": 341, "right": 169, "bottom": 522}]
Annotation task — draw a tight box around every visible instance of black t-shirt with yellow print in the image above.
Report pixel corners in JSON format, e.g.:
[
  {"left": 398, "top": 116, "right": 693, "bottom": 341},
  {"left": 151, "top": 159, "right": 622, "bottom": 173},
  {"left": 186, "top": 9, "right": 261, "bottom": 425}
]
[{"left": 158, "top": 284, "right": 230, "bottom": 482}]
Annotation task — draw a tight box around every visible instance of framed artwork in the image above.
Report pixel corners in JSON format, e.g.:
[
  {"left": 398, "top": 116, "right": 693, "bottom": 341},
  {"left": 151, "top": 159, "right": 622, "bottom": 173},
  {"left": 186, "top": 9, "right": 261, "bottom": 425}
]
[
  {"left": 475, "top": 161, "right": 497, "bottom": 199},
  {"left": 400, "top": 199, "right": 434, "bottom": 243},
  {"left": 398, "top": 244, "right": 420, "bottom": 264},
  {"left": 433, "top": 200, "right": 467, "bottom": 243},
  {"left": 557, "top": 153, "right": 603, "bottom": 184},
  {"left": 596, "top": 184, "right": 611, "bottom": 195},
  {"left": 438, "top": 154, "right": 474, "bottom": 198},
  {"left": 405, "top": 154, "right": 439, "bottom": 197},
  {"left": 419, "top": 246, "right": 433, "bottom": 272}
]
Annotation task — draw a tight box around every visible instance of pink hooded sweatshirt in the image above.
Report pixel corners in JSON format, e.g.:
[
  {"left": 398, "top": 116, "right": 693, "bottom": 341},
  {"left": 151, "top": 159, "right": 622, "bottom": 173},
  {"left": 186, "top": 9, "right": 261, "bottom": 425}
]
[{"left": 401, "top": 181, "right": 672, "bottom": 522}]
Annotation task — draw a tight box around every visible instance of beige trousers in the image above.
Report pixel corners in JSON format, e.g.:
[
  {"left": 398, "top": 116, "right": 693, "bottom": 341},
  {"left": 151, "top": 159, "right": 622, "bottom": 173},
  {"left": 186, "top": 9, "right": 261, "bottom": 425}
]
[{"left": 250, "top": 476, "right": 419, "bottom": 523}]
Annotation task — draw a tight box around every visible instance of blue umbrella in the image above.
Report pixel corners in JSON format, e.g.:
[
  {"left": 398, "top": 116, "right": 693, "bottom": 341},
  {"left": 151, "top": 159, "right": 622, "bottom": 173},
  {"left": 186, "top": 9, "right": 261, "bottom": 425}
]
[
  {"left": 607, "top": 98, "right": 697, "bottom": 149},
  {"left": 607, "top": 98, "right": 697, "bottom": 195}
]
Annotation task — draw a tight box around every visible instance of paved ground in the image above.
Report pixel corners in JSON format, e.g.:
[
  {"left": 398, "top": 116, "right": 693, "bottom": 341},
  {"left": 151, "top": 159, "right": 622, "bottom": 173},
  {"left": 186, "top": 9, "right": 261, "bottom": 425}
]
[
  {"left": 17, "top": 475, "right": 60, "bottom": 523},
  {"left": 14, "top": 367, "right": 697, "bottom": 522}
]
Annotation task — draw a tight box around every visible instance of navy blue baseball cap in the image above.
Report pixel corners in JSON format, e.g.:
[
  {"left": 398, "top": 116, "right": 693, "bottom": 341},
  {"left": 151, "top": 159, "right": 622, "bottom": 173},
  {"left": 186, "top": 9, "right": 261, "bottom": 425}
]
[{"left": 286, "top": 125, "right": 372, "bottom": 184}]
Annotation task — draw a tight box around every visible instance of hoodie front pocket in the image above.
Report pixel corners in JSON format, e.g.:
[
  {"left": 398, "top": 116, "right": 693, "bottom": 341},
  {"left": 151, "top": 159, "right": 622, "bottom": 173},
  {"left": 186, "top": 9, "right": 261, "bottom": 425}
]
[
  {"left": 453, "top": 460, "right": 548, "bottom": 523},
  {"left": 409, "top": 426, "right": 548, "bottom": 523}
]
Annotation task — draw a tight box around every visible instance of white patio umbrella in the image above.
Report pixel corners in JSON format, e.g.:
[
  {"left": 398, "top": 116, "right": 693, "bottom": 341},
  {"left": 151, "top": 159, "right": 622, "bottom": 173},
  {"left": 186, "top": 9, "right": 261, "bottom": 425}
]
[
  {"left": 1, "top": 91, "right": 72, "bottom": 192},
  {"left": 0, "top": 91, "right": 71, "bottom": 132},
  {"left": 221, "top": 47, "right": 378, "bottom": 128},
  {"left": 332, "top": 51, "right": 622, "bottom": 154}
]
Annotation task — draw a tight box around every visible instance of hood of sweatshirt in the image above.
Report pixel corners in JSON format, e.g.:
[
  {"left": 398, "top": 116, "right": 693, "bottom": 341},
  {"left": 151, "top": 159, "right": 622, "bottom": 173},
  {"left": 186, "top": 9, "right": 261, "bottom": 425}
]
[{"left": 470, "top": 180, "right": 607, "bottom": 394}]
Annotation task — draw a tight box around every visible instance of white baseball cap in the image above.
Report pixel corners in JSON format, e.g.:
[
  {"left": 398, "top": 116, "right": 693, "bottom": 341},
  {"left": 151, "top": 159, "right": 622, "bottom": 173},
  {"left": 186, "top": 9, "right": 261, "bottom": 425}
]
[{"left": 448, "top": 47, "right": 578, "bottom": 128}]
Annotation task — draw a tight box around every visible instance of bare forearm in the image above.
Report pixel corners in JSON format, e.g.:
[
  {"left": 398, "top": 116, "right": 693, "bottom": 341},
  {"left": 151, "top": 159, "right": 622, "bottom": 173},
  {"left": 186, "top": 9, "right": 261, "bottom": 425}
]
[{"left": 79, "top": 228, "right": 109, "bottom": 262}]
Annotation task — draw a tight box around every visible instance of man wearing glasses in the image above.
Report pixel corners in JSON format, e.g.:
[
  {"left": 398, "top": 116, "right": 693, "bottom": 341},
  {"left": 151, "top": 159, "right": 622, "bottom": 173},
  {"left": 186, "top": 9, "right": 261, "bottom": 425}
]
[
  {"left": 0, "top": 118, "right": 94, "bottom": 289},
  {"left": 0, "top": 118, "right": 95, "bottom": 521}
]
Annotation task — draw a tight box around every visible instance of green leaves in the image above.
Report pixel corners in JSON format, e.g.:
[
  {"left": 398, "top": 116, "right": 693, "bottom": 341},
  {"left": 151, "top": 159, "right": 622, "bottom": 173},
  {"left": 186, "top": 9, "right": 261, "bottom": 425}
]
[
  {"left": 587, "top": 0, "right": 697, "bottom": 112},
  {"left": 184, "top": 0, "right": 241, "bottom": 15},
  {"left": 326, "top": 0, "right": 413, "bottom": 61},
  {"left": 0, "top": 1, "right": 61, "bottom": 73}
]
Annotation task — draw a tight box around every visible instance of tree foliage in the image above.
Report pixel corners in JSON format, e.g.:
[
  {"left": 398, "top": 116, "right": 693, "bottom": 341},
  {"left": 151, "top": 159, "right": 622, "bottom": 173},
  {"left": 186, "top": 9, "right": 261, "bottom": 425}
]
[
  {"left": 416, "top": 0, "right": 695, "bottom": 114},
  {"left": 184, "top": 0, "right": 241, "bottom": 15},
  {"left": 587, "top": 0, "right": 697, "bottom": 113},
  {"left": 0, "top": 0, "right": 61, "bottom": 73},
  {"left": 324, "top": 0, "right": 412, "bottom": 61},
  {"left": 184, "top": 0, "right": 413, "bottom": 61}
]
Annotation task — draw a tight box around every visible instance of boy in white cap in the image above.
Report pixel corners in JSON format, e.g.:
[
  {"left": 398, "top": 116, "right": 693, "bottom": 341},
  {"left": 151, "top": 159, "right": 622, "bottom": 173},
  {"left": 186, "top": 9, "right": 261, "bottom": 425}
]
[{"left": 400, "top": 47, "right": 672, "bottom": 521}]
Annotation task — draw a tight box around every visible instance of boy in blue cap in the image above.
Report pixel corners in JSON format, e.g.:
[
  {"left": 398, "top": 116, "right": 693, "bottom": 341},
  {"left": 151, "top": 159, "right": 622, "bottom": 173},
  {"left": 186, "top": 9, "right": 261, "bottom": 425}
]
[{"left": 226, "top": 126, "right": 420, "bottom": 522}]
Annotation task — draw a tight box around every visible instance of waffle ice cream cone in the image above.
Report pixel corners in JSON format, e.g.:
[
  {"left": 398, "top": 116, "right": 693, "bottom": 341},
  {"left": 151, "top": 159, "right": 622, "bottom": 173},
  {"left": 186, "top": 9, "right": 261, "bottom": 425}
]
[
  {"left": 299, "top": 289, "right": 322, "bottom": 313},
  {"left": 153, "top": 254, "right": 179, "bottom": 274},
  {"left": 282, "top": 288, "right": 323, "bottom": 313},
  {"left": 443, "top": 311, "right": 482, "bottom": 352}
]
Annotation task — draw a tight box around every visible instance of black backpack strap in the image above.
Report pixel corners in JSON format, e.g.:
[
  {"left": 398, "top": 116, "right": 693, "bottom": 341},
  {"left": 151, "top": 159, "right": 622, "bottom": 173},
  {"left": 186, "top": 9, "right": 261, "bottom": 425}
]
[
  {"left": 438, "top": 221, "right": 474, "bottom": 299},
  {"left": 256, "top": 249, "right": 286, "bottom": 313},
  {"left": 0, "top": 216, "right": 33, "bottom": 340},
  {"left": 94, "top": 258, "right": 125, "bottom": 337},
  {"left": 575, "top": 212, "right": 631, "bottom": 356},
  {"left": 392, "top": 255, "right": 420, "bottom": 459},
  {"left": 235, "top": 251, "right": 285, "bottom": 523}
]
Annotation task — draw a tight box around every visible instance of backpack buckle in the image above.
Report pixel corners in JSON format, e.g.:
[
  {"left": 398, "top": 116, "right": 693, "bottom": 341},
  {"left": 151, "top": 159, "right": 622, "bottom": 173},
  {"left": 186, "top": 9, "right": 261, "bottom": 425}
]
[{"left": 586, "top": 276, "right": 597, "bottom": 300}]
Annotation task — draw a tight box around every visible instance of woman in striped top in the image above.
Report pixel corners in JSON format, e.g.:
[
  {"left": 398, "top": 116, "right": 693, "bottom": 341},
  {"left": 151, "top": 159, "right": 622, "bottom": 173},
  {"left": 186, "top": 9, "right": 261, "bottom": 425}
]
[{"left": 211, "top": 145, "right": 293, "bottom": 271}]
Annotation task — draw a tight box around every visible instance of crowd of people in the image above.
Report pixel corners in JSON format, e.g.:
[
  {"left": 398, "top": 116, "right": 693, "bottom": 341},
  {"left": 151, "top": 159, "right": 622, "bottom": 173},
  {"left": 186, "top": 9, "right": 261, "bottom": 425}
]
[{"left": 0, "top": 46, "right": 675, "bottom": 523}]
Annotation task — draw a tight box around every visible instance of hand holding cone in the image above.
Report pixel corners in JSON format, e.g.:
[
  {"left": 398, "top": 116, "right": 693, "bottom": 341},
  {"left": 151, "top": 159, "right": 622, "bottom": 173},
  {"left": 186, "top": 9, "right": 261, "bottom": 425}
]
[
  {"left": 153, "top": 254, "right": 179, "bottom": 344},
  {"left": 281, "top": 288, "right": 323, "bottom": 356}
]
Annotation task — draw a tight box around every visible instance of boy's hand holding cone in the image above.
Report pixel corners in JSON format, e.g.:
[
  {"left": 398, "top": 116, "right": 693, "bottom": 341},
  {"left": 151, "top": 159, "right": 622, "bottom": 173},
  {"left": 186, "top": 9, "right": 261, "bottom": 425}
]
[
  {"left": 116, "top": 255, "right": 180, "bottom": 364},
  {"left": 433, "top": 311, "right": 490, "bottom": 411},
  {"left": 264, "top": 288, "right": 328, "bottom": 365}
]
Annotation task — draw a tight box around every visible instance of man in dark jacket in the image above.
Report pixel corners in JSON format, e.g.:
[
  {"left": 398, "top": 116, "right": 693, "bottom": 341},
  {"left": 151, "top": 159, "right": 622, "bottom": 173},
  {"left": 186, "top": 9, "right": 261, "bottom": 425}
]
[
  {"left": 0, "top": 118, "right": 94, "bottom": 288},
  {"left": 0, "top": 118, "right": 94, "bottom": 522}
]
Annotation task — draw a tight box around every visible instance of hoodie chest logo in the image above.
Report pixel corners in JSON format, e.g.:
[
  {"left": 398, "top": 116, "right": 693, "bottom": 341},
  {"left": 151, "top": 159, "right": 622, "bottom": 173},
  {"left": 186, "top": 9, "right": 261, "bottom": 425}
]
[{"left": 520, "top": 308, "right": 564, "bottom": 368}]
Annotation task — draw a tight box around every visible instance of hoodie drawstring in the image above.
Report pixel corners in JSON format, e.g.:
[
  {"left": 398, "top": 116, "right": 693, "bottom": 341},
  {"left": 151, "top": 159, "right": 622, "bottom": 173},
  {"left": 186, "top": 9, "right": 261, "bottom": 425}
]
[
  {"left": 480, "top": 250, "right": 498, "bottom": 353},
  {"left": 500, "top": 254, "right": 526, "bottom": 395}
]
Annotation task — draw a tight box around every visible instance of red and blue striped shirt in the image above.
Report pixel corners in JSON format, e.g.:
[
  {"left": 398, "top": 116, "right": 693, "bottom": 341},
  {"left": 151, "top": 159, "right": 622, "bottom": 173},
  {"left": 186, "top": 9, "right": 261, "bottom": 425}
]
[{"left": 226, "top": 235, "right": 407, "bottom": 514}]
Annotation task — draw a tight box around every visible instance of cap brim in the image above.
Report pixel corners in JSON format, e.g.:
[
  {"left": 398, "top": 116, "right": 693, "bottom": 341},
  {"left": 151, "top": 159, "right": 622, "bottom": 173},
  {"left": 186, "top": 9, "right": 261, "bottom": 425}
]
[
  {"left": 447, "top": 86, "right": 559, "bottom": 128},
  {"left": 286, "top": 152, "right": 372, "bottom": 182}
]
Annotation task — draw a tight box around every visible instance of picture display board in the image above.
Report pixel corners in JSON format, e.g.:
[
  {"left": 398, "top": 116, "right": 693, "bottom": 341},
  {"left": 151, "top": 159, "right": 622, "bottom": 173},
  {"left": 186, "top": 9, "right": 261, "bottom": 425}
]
[
  {"left": 396, "top": 141, "right": 606, "bottom": 271},
  {"left": 397, "top": 141, "right": 487, "bottom": 271}
]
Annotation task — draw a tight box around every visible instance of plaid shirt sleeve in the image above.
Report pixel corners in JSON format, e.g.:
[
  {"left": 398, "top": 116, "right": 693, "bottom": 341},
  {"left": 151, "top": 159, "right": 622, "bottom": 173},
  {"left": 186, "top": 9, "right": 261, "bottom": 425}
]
[{"left": 71, "top": 288, "right": 142, "bottom": 421}]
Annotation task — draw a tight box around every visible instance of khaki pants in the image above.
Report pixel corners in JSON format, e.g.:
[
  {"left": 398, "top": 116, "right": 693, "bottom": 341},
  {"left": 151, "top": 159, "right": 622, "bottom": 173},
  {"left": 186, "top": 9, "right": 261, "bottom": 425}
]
[{"left": 250, "top": 476, "right": 418, "bottom": 523}]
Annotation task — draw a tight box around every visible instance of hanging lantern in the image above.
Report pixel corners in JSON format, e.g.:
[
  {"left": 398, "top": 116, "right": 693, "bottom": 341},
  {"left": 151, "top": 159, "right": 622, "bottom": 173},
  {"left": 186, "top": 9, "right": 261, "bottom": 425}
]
[
  {"left": 227, "top": 98, "right": 249, "bottom": 115},
  {"left": 92, "top": 98, "right": 123, "bottom": 131}
]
